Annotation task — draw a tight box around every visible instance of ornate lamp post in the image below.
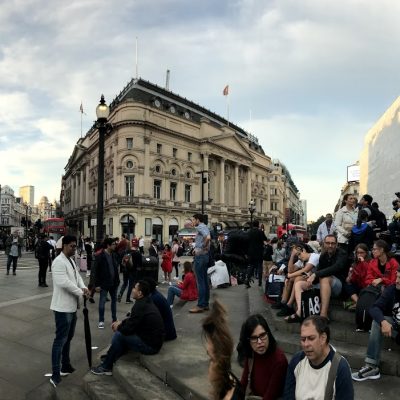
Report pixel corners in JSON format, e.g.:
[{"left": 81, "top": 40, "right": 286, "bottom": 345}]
[
  {"left": 95, "top": 95, "right": 110, "bottom": 246},
  {"left": 248, "top": 199, "right": 256, "bottom": 226}
]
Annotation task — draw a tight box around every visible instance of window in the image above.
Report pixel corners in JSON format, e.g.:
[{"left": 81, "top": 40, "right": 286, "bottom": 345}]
[
  {"left": 170, "top": 182, "right": 177, "bottom": 201},
  {"left": 188, "top": 152, "right": 192, "bottom": 161},
  {"left": 171, "top": 168, "right": 177, "bottom": 176},
  {"left": 108, "top": 218, "right": 113, "bottom": 236},
  {"left": 125, "top": 175, "right": 135, "bottom": 197},
  {"left": 173, "top": 148, "right": 177, "bottom": 158},
  {"left": 157, "top": 143, "right": 162, "bottom": 154},
  {"left": 260, "top": 199, "right": 264, "bottom": 212},
  {"left": 185, "top": 184, "right": 191, "bottom": 203},
  {"left": 126, "top": 138, "right": 133, "bottom": 150},
  {"left": 92, "top": 188, "right": 96, "bottom": 202},
  {"left": 270, "top": 202, "right": 278, "bottom": 211},
  {"left": 126, "top": 160, "right": 133, "bottom": 169},
  {"left": 186, "top": 171, "right": 191, "bottom": 179},
  {"left": 110, "top": 180, "right": 114, "bottom": 197},
  {"left": 104, "top": 183, "right": 108, "bottom": 200},
  {"left": 154, "top": 180, "right": 161, "bottom": 199},
  {"left": 155, "top": 165, "right": 161, "bottom": 173}
]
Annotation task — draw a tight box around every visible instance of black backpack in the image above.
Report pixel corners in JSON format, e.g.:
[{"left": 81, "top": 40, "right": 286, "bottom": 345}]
[
  {"left": 355, "top": 285, "right": 381, "bottom": 331},
  {"left": 177, "top": 245, "right": 184, "bottom": 257},
  {"left": 35, "top": 240, "right": 48, "bottom": 260}
]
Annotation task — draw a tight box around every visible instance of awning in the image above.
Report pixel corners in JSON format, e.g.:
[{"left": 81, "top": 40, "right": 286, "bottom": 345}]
[
  {"left": 222, "top": 221, "right": 241, "bottom": 228},
  {"left": 177, "top": 228, "right": 197, "bottom": 236}
]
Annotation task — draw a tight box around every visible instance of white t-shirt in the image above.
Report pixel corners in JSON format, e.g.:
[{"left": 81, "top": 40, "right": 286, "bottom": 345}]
[{"left": 294, "top": 253, "right": 320, "bottom": 273}]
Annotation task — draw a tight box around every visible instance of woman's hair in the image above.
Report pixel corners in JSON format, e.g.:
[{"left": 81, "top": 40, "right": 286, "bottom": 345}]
[
  {"left": 183, "top": 261, "right": 193, "bottom": 273},
  {"left": 341, "top": 193, "right": 352, "bottom": 208},
  {"left": 354, "top": 243, "right": 371, "bottom": 261},
  {"left": 237, "top": 314, "right": 277, "bottom": 360},
  {"left": 202, "top": 300, "right": 235, "bottom": 400},
  {"left": 164, "top": 244, "right": 171, "bottom": 251},
  {"left": 310, "top": 234, "right": 317, "bottom": 241},
  {"left": 374, "top": 239, "right": 391, "bottom": 256}
]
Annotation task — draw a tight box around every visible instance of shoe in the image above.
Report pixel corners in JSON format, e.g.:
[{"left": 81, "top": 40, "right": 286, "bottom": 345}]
[
  {"left": 60, "top": 365, "right": 76, "bottom": 376},
  {"left": 91, "top": 365, "right": 113, "bottom": 376},
  {"left": 173, "top": 277, "right": 179, "bottom": 280},
  {"left": 168, "top": 282, "right": 172, "bottom": 286},
  {"left": 89, "top": 297, "right": 95, "bottom": 304},
  {"left": 49, "top": 376, "right": 61, "bottom": 387},
  {"left": 117, "top": 295, "right": 122, "bottom": 303},
  {"left": 42, "top": 283, "right": 49, "bottom": 287},
  {"left": 189, "top": 306, "right": 205, "bottom": 313},
  {"left": 125, "top": 300, "right": 133, "bottom": 304},
  {"left": 352, "top": 365, "right": 380, "bottom": 381},
  {"left": 277, "top": 305, "right": 295, "bottom": 317},
  {"left": 204, "top": 306, "right": 210, "bottom": 311},
  {"left": 100, "top": 354, "right": 107, "bottom": 362},
  {"left": 13, "top": 271, "right": 16, "bottom": 275},
  {"left": 98, "top": 322, "right": 105, "bottom": 329},
  {"left": 170, "top": 305, "right": 173, "bottom": 309},
  {"left": 272, "top": 301, "right": 283, "bottom": 310},
  {"left": 162, "top": 280, "right": 167, "bottom": 284},
  {"left": 285, "top": 313, "right": 303, "bottom": 323}
]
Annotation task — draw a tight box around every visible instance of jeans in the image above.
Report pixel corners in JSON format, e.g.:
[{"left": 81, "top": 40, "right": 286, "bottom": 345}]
[
  {"left": 167, "top": 285, "right": 182, "bottom": 305},
  {"left": 7, "top": 255, "right": 18, "bottom": 272},
  {"left": 102, "top": 331, "right": 157, "bottom": 369},
  {"left": 194, "top": 253, "right": 210, "bottom": 308},
  {"left": 99, "top": 288, "right": 117, "bottom": 323},
  {"left": 51, "top": 311, "right": 77, "bottom": 379},
  {"left": 366, "top": 317, "right": 398, "bottom": 366},
  {"left": 119, "top": 271, "right": 135, "bottom": 302},
  {"left": 38, "top": 258, "right": 48, "bottom": 284}
]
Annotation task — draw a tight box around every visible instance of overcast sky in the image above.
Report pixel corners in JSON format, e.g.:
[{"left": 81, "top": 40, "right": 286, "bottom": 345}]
[{"left": 1, "top": 0, "right": 400, "bottom": 220}]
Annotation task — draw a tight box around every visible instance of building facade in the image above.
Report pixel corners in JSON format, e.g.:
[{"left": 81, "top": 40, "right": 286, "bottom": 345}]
[
  {"left": 62, "top": 79, "right": 301, "bottom": 244},
  {"left": 19, "top": 185, "right": 35, "bottom": 206}
]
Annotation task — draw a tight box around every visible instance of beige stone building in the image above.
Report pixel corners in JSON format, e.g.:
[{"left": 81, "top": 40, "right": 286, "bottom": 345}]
[{"left": 62, "top": 79, "right": 301, "bottom": 243}]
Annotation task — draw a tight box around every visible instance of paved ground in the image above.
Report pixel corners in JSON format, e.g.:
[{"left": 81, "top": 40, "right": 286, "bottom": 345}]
[{"left": 0, "top": 252, "right": 399, "bottom": 399}]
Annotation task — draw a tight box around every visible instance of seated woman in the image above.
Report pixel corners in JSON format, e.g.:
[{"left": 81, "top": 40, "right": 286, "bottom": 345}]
[
  {"left": 275, "top": 244, "right": 319, "bottom": 317},
  {"left": 365, "top": 239, "right": 398, "bottom": 288},
  {"left": 237, "top": 314, "right": 287, "bottom": 399},
  {"left": 202, "top": 300, "right": 244, "bottom": 400},
  {"left": 343, "top": 243, "right": 371, "bottom": 310},
  {"left": 167, "top": 261, "right": 198, "bottom": 307}
]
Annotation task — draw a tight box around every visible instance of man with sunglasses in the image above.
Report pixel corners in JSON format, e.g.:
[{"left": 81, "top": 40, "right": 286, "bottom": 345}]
[{"left": 49, "top": 235, "right": 89, "bottom": 388}]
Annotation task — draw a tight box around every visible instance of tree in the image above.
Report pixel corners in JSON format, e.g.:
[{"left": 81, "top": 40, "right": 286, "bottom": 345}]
[{"left": 308, "top": 215, "right": 325, "bottom": 236}]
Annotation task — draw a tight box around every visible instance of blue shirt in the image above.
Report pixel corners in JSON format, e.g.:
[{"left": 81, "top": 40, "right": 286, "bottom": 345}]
[{"left": 195, "top": 223, "right": 210, "bottom": 251}]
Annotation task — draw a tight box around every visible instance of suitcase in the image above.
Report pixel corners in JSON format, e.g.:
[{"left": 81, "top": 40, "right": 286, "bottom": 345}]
[{"left": 78, "top": 255, "right": 87, "bottom": 272}]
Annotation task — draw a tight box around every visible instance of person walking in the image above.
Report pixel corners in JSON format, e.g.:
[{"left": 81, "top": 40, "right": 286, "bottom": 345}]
[
  {"left": 35, "top": 234, "right": 53, "bottom": 287},
  {"left": 5, "top": 231, "right": 23, "bottom": 275},
  {"left": 189, "top": 214, "right": 211, "bottom": 313},
  {"left": 49, "top": 235, "right": 89, "bottom": 387},
  {"left": 94, "top": 238, "right": 120, "bottom": 329}
]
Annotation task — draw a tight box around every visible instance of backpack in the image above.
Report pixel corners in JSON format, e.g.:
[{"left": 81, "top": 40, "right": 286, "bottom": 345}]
[
  {"left": 35, "top": 240, "right": 47, "bottom": 260},
  {"left": 177, "top": 245, "right": 184, "bottom": 257},
  {"left": 355, "top": 285, "right": 381, "bottom": 331}
]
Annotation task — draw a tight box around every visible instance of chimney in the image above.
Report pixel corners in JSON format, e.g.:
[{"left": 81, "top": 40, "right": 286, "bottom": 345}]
[{"left": 165, "top": 69, "right": 170, "bottom": 90}]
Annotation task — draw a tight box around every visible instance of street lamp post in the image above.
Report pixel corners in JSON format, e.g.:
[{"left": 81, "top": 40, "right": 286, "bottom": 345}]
[
  {"left": 196, "top": 170, "right": 208, "bottom": 217},
  {"left": 248, "top": 199, "right": 256, "bottom": 226},
  {"left": 25, "top": 204, "right": 30, "bottom": 250},
  {"left": 95, "top": 95, "right": 110, "bottom": 246}
]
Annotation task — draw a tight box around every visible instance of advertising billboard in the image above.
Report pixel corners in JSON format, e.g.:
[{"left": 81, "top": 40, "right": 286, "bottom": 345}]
[{"left": 347, "top": 164, "right": 360, "bottom": 182}]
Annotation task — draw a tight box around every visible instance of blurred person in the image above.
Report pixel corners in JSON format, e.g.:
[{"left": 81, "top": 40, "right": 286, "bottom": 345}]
[
  {"left": 348, "top": 209, "right": 375, "bottom": 253},
  {"left": 316, "top": 214, "right": 336, "bottom": 243},
  {"left": 35, "top": 234, "right": 53, "bottom": 287},
  {"left": 371, "top": 202, "right": 387, "bottom": 232},
  {"left": 171, "top": 238, "right": 181, "bottom": 280},
  {"left": 202, "top": 300, "right": 244, "bottom": 400},
  {"left": 5, "top": 231, "right": 23, "bottom": 275},
  {"left": 307, "top": 234, "right": 321, "bottom": 254},
  {"left": 238, "top": 314, "right": 287, "bottom": 399},
  {"left": 161, "top": 243, "right": 173, "bottom": 284}
]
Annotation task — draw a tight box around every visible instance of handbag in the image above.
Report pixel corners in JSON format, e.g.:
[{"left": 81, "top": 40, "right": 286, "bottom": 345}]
[
  {"left": 301, "top": 288, "right": 321, "bottom": 319},
  {"left": 265, "top": 274, "right": 285, "bottom": 299}
]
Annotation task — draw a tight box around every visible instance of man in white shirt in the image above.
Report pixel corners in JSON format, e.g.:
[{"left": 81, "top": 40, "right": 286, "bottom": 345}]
[
  {"left": 317, "top": 214, "right": 336, "bottom": 243},
  {"left": 49, "top": 235, "right": 88, "bottom": 388}
]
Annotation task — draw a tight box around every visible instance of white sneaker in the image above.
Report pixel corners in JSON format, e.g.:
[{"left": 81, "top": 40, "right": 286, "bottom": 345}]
[
  {"left": 162, "top": 281, "right": 167, "bottom": 284},
  {"left": 168, "top": 281, "right": 172, "bottom": 286},
  {"left": 173, "top": 277, "right": 179, "bottom": 280},
  {"left": 86, "top": 272, "right": 91, "bottom": 277},
  {"left": 98, "top": 322, "right": 105, "bottom": 329}
]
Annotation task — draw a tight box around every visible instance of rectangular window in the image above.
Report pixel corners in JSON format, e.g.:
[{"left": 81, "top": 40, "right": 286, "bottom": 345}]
[
  {"left": 188, "top": 152, "right": 192, "bottom": 161},
  {"left": 110, "top": 180, "right": 114, "bottom": 197},
  {"left": 125, "top": 175, "right": 135, "bottom": 197},
  {"left": 157, "top": 143, "right": 162, "bottom": 154},
  {"left": 173, "top": 147, "right": 177, "bottom": 158},
  {"left": 260, "top": 199, "right": 264, "bottom": 212},
  {"left": 145, "top": 218, "right": 152, "bottom": 236},
  {"left": 92, "top": 188, "right": 96, "bottom": 202},
  {"left": 104, "top": 183, "right": 108, "bottom": 200},
  {"left": 185, "top": 184, "right": 191, "bottom": 203},
  {"left": 109, "top": 218, "right": 113, "bottom": 236},
  {"left": 126, "top": 138, "right": 133, "bottom": 150},
  {"left": 170, "top": 182, "right": 177, "bottom": 201},
  {"left": 154, "top": 180, "right": 161, "bottom": 199}
]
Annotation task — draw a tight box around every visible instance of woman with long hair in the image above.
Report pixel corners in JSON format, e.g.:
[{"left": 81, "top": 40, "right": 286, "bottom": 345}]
[
  {"left": 202, "top": 300, "right": 244, "bottom": 400},
  {"left": 343, "top": 243, "right": 371, "bottom": 310},
  {"left": 237, "top": 314, "right": 287, "bottom": 399},
  {"left": 334, "top": 193, "right": 358, "bottom": 252},
  {"left": 167, "top": 261, "right": 198, "bottom": 307}
]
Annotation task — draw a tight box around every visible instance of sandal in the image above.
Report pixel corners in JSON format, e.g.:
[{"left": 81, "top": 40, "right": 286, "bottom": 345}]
[{"left": 285, "top": 313, "right": 303, "bottom": 323}]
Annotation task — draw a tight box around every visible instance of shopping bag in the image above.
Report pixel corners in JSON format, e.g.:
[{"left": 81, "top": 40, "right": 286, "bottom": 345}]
[{"left": 301, "top": 288, "right": 321, "bottom": 319}]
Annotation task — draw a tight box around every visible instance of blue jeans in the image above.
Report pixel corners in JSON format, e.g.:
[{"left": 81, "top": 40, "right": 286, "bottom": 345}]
[
  {"left": 366, "top": 317, "right": 398, "bottom": 366},
  {"left": 102, "top": 331, "right": 157, "bottom": 369},
  {"left": 119, "top": 271, "right": 135, "bottom": 302},
  {"left": 194, "top": 254, "right": 210, "bottom": 308},
  {"left": 51, "top": 311, "right": 77, "bottom": 379},
  {"left": 99, "top": 288, "right": 117, "bottom": 323},
  {"left": 167, "top": 285, "right": 182, "bottom": 305}
]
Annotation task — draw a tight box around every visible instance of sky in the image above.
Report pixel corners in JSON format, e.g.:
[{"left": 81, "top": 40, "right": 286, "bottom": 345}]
[{"left": 1, "top": 0, "right": 400, "bottom": 221}]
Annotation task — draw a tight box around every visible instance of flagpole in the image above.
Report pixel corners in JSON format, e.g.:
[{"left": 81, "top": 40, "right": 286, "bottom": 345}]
[
  {"left": 227, "top": 94, "right": 230, "bottom": 126},
  {"left": 80, "top": 104, "right": 83, "bottom": 138},
  {"left": 135, "top": 36, "right": 138, "bottom": 79}
]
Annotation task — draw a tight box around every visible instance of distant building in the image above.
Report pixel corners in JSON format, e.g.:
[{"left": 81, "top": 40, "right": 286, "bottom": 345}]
[
  {"left": 359, "top": 97, "right": 400, "bottom": 218},
  {"left": 0, "top": 185, "right": 25, "bottom": 228},
  {"left": 19, "top": 185, "right": 35, "bottom": 206},
  {"left": 61, "top": 78, "right": 301, "bottom": 242}
]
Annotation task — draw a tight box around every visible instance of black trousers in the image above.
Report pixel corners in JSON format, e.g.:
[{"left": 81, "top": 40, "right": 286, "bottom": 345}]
[{"left": 38, "top": 258, "right": 48, "bottom": 284}]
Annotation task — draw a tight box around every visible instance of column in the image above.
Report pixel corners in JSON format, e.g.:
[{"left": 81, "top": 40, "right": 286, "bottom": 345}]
[
  {"left": 79, "top": 170, "right": 84, "bottom": 207},
  {"left": 220, "top": 159, "right": 225, "bottom": 204},
  {"left": 85, "top": 165, "right": 90, "bottom": 205},
  {"left": 247, "top": 168, "right": 252, "bottom": 203},
  {"left": 71, "top": 176, "right": 75, "bottom": 210},
  {"left": 203, "top": 153, "right": 209, "bottom": 202},
  {"left": 234, "top": 163, "right": 239, "bottom": 207},
  {"left": 143, "top": 136, "right": 151, "bottom": 197}
]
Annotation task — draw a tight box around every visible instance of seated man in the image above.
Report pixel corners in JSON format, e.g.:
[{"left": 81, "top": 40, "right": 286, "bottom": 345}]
[
  {"left": 352, "top": 267, "right": 400, "bottom": 381},
  {"left": 283, "top": 315, "right": 354, "bottom": 400},
  {"left": 299, "top": 235, "right": 347, "bottom": 320},
  {"left": 91, "top": 280, "right": 165, "bottom": 375}
]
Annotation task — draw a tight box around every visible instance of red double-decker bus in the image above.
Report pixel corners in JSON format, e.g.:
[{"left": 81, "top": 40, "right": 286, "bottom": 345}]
[
  {"left": 42, "top": 218, "right": 66, "bottom": 241},
  {"left": 277, "top": 223, "right": 308, "bottom": 242}
]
